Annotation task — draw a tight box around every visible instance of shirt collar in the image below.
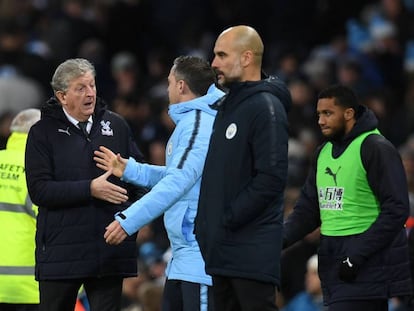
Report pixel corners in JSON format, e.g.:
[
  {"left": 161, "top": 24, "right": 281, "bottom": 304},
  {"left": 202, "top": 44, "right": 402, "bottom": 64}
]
[{"left": 62, "top": 107, "right": 93, "bottom": 128}]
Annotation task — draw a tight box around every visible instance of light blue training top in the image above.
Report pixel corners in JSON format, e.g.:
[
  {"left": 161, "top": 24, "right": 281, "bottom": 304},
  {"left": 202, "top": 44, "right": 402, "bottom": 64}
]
[{"left": 116, "top": 84, "right": 225, "bottom": 285}]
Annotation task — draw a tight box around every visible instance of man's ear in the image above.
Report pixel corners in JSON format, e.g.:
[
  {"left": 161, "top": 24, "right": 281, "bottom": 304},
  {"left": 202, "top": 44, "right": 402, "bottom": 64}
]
[
  {"left": 55, "top": 91, "right": 65, "bottom": 104},
  {"left": 241, "top": 50, "right": 253, "bottom": 67},
  {"left": 178, "top": 79, "right": 187, "bottom": 94},
  {"left": 344, "top": 108, "right": 355, "bottom": 121}
]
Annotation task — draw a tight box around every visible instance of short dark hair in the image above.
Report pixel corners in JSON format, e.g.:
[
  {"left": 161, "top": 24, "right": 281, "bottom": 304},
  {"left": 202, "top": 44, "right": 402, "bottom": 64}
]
[
  {"left": 318, "top": 84, "right": 361, "bottom": 115},
  {"left": 172, "top": 56, "right": 217, "bottom": 96}
]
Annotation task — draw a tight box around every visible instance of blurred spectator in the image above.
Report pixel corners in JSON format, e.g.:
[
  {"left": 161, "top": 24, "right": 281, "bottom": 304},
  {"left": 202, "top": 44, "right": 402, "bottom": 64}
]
[
  {"left": 43, "top": 0, "right": 100, "bottom": 64},
  {"left": 281, "top": 254, "right": 326, "bottom": 311},
  {"left": 137, "top": 281, "right": 163, "bottom": 311},
  {"left": 395, "top": 78, "right": 414, "bottom": 144},
  {"left": 336, "top": 58, "right": 376, "bottom": 98},
  {"left": 273, "top": 50, "right": 307, "bottom": 84},
  {"left": 77, "top": 38, "right": 113, "bottom": 102},
  {"left": 109, "top": 51, "right": 143, "bottom": 104},
  {"left": 280, "top": 228, "right": 320, "bottom": 306},
  {"left": 120, "top": 243, "right": 168, "bottom": 311},
  {"left": 103, "top": 0, "right": 149, "bottom": 65},
  {"left": 281, "top": 187, "right": 320, "bottom": 305},
  {"left": 287, "top": 139, "right": 308, "bottom": 187},
  {"left": 0, "top": 18, "right": 52, "bottom": 95},
  {"left": 302, "top": 56, "right": 334, "bottom": 93},
  {"left": 362, "top": 91, "right": 405, "bottom": 146},
  {"left": 0, "top": 19, "right": 47, "bottom": 113},
  {"left": 111, "top": 93, "right": 152, "bottom": 146},
  {"left": 399, "top": 144, "right": 414, "bottom": 229},
  {"left": 139, "top": 106, "right": 175, "bottom": 165},
  {"left": 287, "top": 78, "right": 319, "bottom": 138},
  {"left": 138, "top": 243, "right": 167, "bottom": 286},
  {"left": 0, "top": 75, "right": 44, "bottom": 114}
]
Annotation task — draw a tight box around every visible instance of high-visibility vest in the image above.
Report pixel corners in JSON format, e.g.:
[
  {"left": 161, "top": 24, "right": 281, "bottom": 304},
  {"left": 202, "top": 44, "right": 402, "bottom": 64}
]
[
  {"left": 317, "top": 129, "right": 381, "bottom": 236},
  {"left": 0, "top": 132, "right": 39, "bottom": 303}
]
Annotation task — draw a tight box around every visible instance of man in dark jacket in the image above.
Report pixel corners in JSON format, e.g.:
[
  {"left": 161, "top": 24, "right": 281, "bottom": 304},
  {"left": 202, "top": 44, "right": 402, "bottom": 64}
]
[
  {"left": 283, "top": 84, "right": 412, "bottom": 311},
  {"left": 25, "top": 58, "right": 146, "bottom": 311},
  {"left": 195, "top": 25, "right": 292, "bottom": 311}
]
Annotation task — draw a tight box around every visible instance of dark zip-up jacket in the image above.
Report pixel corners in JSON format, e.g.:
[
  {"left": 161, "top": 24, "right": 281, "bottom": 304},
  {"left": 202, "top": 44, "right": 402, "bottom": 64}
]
[
  {"left": 25, "top": 97, "right": 146, "bottom": 280},
  {"left": 195, "top": 76, "right": 291, "bottom": 285},
  {"left": 283, "top": 106, "right": 412, "bottom": 304}
]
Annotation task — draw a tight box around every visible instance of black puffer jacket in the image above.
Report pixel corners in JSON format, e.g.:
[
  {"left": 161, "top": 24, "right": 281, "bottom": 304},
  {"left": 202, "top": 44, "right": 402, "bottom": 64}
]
[
  {"left": 25, "top": 97, "right": 146, "bottom": 280},
  {"left": 195, "top": 76, "right": 291, "bottom": 285},
  {"left": 283, "top": 106, "right": 412, "bottom": 304}
]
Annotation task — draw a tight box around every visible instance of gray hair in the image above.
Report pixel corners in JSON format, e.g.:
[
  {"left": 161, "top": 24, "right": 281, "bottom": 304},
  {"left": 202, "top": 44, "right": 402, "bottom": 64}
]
[
  {"left": 307, "top": 254, "right": 318, "bottom": 272},
  {"left": 50, "top": 58, "right": 96, "bottom": 93},
  {"left": 10, "top": 108, "right": 41, "bottom": 133}
]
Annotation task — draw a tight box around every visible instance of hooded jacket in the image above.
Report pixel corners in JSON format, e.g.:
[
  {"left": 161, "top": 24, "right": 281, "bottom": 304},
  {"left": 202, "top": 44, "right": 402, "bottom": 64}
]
[
  {"left": 116, "top": 84, "right": 225, "bottom": 285},
  {"left": 283, "top": 106, "right": 412, "bottom": 304},
  {"left": 25, "top": 97, "right": 146, "bottom": 280},
  {"left": 195, "top": 76, "right": 292, "bottom": 285}
]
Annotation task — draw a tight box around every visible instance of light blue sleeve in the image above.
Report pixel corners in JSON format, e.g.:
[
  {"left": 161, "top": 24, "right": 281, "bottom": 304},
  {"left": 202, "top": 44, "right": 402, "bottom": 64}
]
[
  {"left": 121, "top": 157, "right": 166, "bottom": 188},
  {"left": 115, "top": 112, "right": 213, "bottom": 235}
]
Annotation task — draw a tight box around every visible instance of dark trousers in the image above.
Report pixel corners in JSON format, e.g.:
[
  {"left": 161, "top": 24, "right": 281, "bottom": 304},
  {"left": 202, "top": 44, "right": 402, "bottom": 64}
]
[
  {"left": 212, "top": 276, "right": 278, "bottom": 311},
  {"left": 328, "top": 299, "right": 388, "bottom": 311},
  {"left": 39, "top": 276, "right": 123, "bottom": 311},
  {"left": 0, "top": 304, "right": 38, "bottom": 311},
  {"left": 162, "top": 279, "right": 214, "bottom": 311}
]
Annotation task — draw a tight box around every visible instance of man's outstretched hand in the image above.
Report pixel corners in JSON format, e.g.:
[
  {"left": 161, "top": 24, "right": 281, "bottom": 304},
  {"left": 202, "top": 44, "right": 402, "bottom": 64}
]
[
  {"left": 104, "top": 220, "right": 127, "bottom": 245},
  {"left": 91, "top": 170, "right": 128, "bottom": 204},
  {"left": 94, "top": 146, "right": 127, "bottom": 178}
]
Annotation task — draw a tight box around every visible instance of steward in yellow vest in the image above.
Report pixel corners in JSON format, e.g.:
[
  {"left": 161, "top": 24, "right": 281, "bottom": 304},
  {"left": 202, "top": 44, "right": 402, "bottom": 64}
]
[{"left": 0, "top": 108, "right": 40, "bottom": 308}]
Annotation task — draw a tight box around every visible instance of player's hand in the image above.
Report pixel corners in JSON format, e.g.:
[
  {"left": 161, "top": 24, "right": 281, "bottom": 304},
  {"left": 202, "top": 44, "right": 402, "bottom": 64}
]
[
  {"left": 94, "top": 146, "right": 127, "bottom": 178},
  {"left": 104, "top": 220, "right": 128, "bottom": 245},
  {"left": 90, "top": 170, "right": 128, "bottom": 204}
]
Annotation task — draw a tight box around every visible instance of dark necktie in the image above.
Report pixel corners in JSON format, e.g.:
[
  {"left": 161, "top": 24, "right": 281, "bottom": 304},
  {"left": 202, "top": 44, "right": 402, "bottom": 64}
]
[{"left": 78, "top": 121, "right": 89, "bottom": 138}]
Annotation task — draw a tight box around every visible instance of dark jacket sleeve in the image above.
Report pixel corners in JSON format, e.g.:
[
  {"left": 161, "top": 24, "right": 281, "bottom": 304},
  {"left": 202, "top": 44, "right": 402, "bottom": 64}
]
[
  {"left": 346, "top": 134, "right": 409, "bottom": 263},
  {"left": 283, "top": 147, "right": 322, "bottom": 248}
]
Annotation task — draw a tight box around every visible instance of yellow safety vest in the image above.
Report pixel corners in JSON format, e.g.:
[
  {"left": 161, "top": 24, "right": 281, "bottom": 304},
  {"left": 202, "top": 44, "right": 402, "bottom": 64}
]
[{"left": 0, "top": 132, "right": 39, "bottom": 303}]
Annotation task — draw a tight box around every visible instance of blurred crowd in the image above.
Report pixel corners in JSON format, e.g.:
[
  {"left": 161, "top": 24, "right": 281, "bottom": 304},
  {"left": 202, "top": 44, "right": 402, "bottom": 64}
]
[{"left": 2, "top": 0, "right": 414, "bottom": 310}]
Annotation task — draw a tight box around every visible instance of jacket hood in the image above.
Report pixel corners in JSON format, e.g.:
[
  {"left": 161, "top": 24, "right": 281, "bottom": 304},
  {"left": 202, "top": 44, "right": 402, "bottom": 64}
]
[
  {"left": 168, "top": 84, "right": 225, "bottom": 124},
  {"left": 222, "top": 75, "right": 292, "bottom": 114},
  {"left": 328, "top": 105, "right": 379, "bottom": 157},
  {"left": 341, "top": 105, "right": 378, "bottom": 143}
]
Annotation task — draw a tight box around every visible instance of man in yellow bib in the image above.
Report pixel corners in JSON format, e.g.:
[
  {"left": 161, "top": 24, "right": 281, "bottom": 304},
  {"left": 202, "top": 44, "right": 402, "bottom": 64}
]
[
  {"left": 283, "top": 85, "right": 412, "bottom": 311},
  {"left": 0, "top": 108, "right": 41, "bottom": 311}
]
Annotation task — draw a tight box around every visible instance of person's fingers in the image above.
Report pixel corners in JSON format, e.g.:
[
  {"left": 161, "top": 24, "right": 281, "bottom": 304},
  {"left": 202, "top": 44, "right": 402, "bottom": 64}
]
[
  {"left": 94, "top": 156, "right": 108, "bottom": 166},
  {"left": 104, "top": 169, "right": 114, "bottom": 178},
  {"left": 99, "top": 145, "right": 111, "bottom": 153},
  {"left": 106, "top": 197, "right": 120, "bottom": 204},
  {"left": 106, "top": 233, "right": 116, "bottom": 244},
  {"left": 104, "top": 228, "right": 111, "bottom": 239},
  {"left": 109, "top": 182, "right": 127, "bottom": 194},
  {"left": 103, "top": 191, "right": 127, "bottom": 204},
  {"left": 95, "top": 162, "right": 107, "bottom": 170},
  {"left": 105, "top": 231, "right": 122, "bottom": 245},
  {"left": 93, "top": 150, "right": 105, "bottom": 158},
  {"left": 108, "top": 196, "right": 127, "bottom": 204},
  {"left": 100, "top": 146, "right": 115, "bottom": 158}
]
